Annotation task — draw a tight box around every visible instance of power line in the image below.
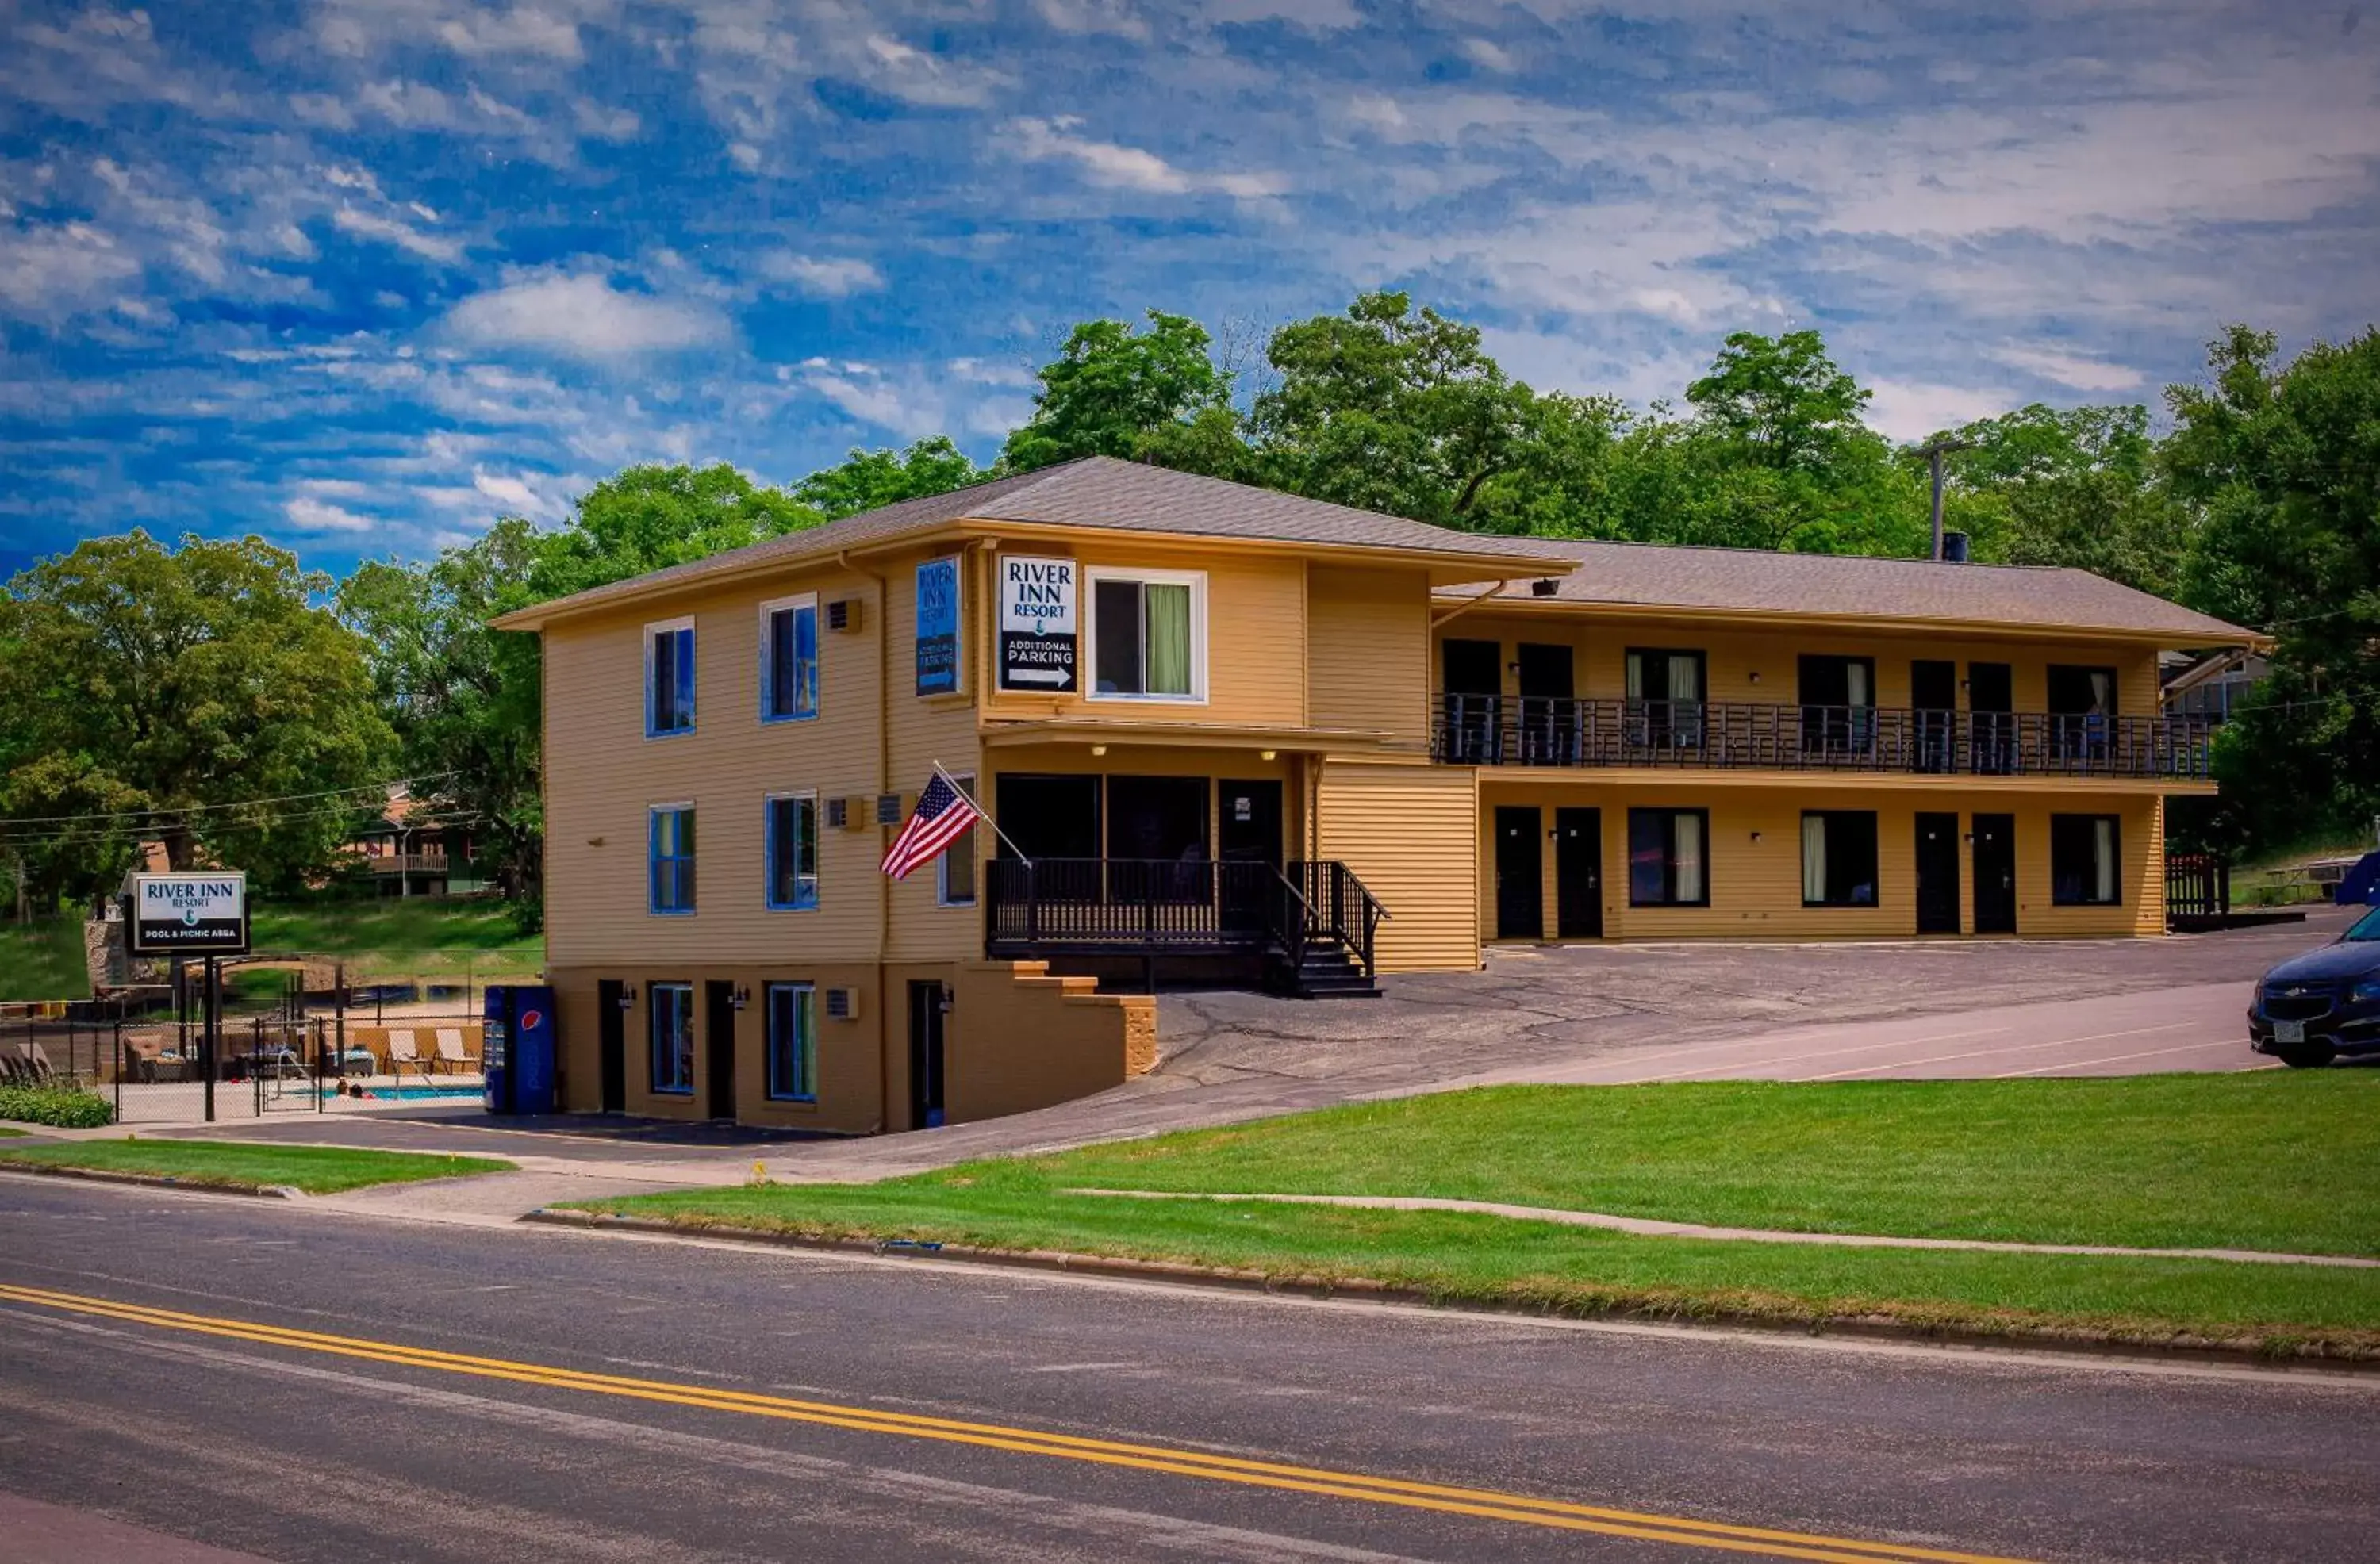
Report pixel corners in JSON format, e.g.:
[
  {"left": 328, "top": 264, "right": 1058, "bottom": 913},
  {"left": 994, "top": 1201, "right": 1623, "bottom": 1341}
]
[{"left": 0, "top": 772, "right": 459, "bottom": 829}]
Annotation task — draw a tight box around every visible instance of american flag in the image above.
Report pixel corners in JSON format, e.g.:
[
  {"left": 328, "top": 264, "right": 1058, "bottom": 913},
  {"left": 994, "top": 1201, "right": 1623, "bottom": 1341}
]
[{"left": 880, "top": 772, "right": 984, "bottom": 880}]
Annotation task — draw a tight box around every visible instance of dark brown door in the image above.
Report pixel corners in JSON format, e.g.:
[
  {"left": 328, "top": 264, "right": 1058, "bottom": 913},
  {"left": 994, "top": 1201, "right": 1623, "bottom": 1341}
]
[
  {"left": 1444, "top": 638, "right": 1503, "bottom": 763},
  {"left": 704, "top": 980, "right": 736, "bottom": 1120},
  {"left": 908, "top": 981, "right": 947, "bottom": 1129},
  {"left": 1972, "top": 813, "right": 2017, "bottom": 933},
  {"left": 1968, "top": 663, "right": 2015, "bottom": 774},
  {"left": 1916, "top": 813, "right": 1961, "bottom": 934},
  {"left": 1494, "top": 807, "right": 1543, "bottom": 940},
  {"left": 1219, "top": 780, "right": 1284, "bottom": 933},
  {"left": 1518, "top": 643, "right": 1576, "bottom": 764},
  {"left": 596, "top": 979, "right": 626, "bottom": 1113},
  {"left": 1911, "top": 660, "right": 1957, "bottom": 773},
  {"left": 1554, "top": 807, "right": 1603, "bottom": 939}
]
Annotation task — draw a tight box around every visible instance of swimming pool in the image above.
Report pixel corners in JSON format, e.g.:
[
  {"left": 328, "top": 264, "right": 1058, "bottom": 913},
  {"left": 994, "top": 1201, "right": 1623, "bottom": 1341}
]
[{"left": 321, "top": 1085, "right": 486, "bottom": 1103}]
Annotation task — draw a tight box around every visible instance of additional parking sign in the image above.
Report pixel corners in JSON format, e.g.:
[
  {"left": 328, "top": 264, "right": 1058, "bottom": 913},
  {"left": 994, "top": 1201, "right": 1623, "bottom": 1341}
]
[
  {"left": 915, "top": 555, "right": 961, "bottom": 696},
  {"left": 998, "top": 555, "right": 1077, "bottom": 692},
  {"left": 128, "top": 872, "right": 250, "bottom": 956}
]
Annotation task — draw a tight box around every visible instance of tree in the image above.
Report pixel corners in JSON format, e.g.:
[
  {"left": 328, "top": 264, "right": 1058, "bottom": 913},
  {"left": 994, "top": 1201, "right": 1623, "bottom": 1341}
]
[
  {"left": 1915, "top": 404, "right": 2194, "bottom": 596},
  {"left": 1686, "top": 330, "right": 1874, "bottom": 475},
  {"left": 1002, "top": 311, "right": 1239, "bottom": 474},
  {"left": 2164, "top": 325, "right": 2380, "bottom": 853},
  {"left": 0, "top": 533, "right": 394, "bottom": 903},
  {"left": 529, "top": 463, "right": 822, "bottom": 601},
  {"left": 1251, "top": 290, "right": 1534, "bottom": 527},
  {"left": 337, "top": 519, "right": 546, "bottom": 907},
  {"left": 795, "top": 437, "right": 983, "bottom": 519}
]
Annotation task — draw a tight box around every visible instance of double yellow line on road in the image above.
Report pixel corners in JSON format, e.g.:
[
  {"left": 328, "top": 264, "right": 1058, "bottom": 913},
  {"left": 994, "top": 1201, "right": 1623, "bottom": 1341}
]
[{"left": 0, "top": 1280, "right": 2033, "bottom": 1563}]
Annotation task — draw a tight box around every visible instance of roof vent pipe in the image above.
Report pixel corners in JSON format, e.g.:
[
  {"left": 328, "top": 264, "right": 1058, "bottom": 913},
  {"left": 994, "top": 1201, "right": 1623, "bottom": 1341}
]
[
  {"left": 1530, "top": 577, "right": 1560, "bottom": 597},
  {"left": 1940, "top": 531, "right": 1970, "bottom": 563}
]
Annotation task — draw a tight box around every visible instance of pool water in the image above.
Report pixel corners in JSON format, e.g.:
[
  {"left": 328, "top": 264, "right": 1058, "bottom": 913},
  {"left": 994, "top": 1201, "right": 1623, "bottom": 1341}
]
[{"left": 319, "top": 1085, "right": 486, "bottom": 1103}]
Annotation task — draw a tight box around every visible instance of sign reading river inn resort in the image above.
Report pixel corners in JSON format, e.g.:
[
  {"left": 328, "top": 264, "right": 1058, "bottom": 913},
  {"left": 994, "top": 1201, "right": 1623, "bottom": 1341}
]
[
  {"left": 126, "top": 872, "right": 251, "bottom": 956},
  {"left": 998, "top": 555, "right": 1077, "bottom": 692}
]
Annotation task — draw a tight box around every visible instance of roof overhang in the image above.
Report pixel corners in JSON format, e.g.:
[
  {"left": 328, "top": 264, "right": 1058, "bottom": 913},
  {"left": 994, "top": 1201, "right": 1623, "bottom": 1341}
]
[
  {"left": 979, "top": 718, "right": 1396, "bottom": 753},
  {"left": 1427, "top": 592, "right": 2270, "bottom": 652},
  {"left": 494, "top": 517, "right": 1568, "bottom": 632}
]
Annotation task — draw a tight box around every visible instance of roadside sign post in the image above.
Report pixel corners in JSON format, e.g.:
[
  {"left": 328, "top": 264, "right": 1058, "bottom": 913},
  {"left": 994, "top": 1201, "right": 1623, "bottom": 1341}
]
[{"left": 123, "top": 872, "right": 250, "bottom": 1127}]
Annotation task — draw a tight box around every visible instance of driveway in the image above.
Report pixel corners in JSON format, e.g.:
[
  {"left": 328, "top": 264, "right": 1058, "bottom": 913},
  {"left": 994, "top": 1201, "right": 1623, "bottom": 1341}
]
[{"left": 167, "top": 910, "right": 2352, "bottom": 1187}]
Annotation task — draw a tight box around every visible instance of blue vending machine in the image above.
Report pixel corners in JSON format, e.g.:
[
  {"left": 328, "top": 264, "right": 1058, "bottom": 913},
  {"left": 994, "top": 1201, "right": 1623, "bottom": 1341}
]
[{"left": 483, "top": 983, "right": 557, "bottom": 1116}]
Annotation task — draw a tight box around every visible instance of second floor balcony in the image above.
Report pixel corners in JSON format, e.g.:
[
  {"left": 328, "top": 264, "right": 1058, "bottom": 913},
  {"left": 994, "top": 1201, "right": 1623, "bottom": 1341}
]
[{"left": 1432, "top": 696, "right": 2217, "bottom": 782}]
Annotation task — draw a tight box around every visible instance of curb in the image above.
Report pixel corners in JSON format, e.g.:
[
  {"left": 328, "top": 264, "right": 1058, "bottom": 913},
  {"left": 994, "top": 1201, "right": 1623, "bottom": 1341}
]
[
  {"left": 517, "top": 1208, "right": 2380, "bottom": 1374},
  {"left": 0, "top": 1161, "right": 300, "bottom": 1200}
]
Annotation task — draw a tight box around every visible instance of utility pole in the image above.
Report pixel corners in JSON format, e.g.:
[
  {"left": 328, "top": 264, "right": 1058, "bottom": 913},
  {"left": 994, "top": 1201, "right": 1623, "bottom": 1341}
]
[{"left": 1914, "top": 436, "right": 1975, "bottom": 560}]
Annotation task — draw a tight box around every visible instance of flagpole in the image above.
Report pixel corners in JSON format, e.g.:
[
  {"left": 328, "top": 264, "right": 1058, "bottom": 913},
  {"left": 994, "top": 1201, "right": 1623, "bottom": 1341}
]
[{"left": 931, "top": 760, "right": 1031, "bottom": 867}]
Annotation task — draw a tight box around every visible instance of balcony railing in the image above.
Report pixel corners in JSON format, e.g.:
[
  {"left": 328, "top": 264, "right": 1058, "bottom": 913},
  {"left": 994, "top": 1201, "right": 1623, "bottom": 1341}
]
[
  {"left": 1432, "top": 696, "right": 2217, "bottom": 781},
  {"left": 368, "top": 853, "right": 450, "bottom": 874},
  {"left": 985, "top": 857, "right": 1384, "bottom": 978}
]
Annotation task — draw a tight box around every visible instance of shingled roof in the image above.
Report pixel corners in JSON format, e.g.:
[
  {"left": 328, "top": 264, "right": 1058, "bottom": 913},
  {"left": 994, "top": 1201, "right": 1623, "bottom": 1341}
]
[
  {"left": 499, "top": 456, "right": 1554, "bottom": 626},
  {"left": 1449, "top": 536, "right": 2258, "bottom": 643}
]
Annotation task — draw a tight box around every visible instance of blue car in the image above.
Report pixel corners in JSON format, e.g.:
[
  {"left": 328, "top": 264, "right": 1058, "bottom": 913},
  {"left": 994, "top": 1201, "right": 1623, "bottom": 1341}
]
[{"left": 2248, "top": 903, "right": 2380, "bottom": 1068}]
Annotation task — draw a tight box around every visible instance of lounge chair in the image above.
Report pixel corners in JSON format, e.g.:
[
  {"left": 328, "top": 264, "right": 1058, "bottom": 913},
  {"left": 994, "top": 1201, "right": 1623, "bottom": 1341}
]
[
  {"left": 385, "top": 1029, "right": 431, "bottom": 1084},
  {"left": 0, "top": 1053, "right": 23, "bottom": 1084},
  {"left": 433, "top": 1029, "right": 471, "bottom": 1075},
  {"left": 22, "top": 1043, "right": 55, "bottom": 1084}
]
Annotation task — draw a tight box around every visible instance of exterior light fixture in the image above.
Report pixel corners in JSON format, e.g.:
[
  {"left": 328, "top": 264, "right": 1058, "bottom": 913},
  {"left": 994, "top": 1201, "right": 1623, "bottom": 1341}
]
[
  {"left": 1530, "top": 578, "right": 1559, "bottom": 597},
  {"left": 730, "top": 985, "right": 750, "bottom": 1011},
  {"left": 1260, "top": 749, "right": 1276, "bottom": 761},
  {"left": 1747, "top": 671, "right": 1761, "bottom": 685},
  {"left": 1750, "top": 830, "right": 1764, "bottom": 843},
  {"left": 1091, "top": 743, "right": 1107, "bottom": 757},
  {"left": 618, "top": 985, "right": 639, "bottom": 1009}
]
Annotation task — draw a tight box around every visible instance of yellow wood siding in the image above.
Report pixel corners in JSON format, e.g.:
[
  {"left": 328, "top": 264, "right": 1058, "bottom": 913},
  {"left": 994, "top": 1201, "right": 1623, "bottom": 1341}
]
[
  {"left": 1440, "top": 614, "right": 2164, "bottom": 715},
  {"left": 1476, "top": 782, "right": 2163, "bottom": 941},
  {"left": 1307, "top": 565, "right": 1432, "bottom": 749},
  {"left": 980, "top": 543, "right": 1306, "bottom": 730},
  {"left": 881, "top": 547, "right": 988, "bottom": 963},
  {"left": 1315, "top": 758, "right": 1479, "bottom": 972}
]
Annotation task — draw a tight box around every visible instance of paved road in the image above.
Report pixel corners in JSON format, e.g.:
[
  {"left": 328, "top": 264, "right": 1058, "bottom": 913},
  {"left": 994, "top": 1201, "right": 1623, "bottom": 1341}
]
[{"left": 2, "top": 1178, "right": 2376, "bottom": 1562}]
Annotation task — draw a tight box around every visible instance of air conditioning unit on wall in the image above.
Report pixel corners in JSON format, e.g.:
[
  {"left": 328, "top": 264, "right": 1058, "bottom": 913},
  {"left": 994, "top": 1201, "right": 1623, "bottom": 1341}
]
[
  {"left": 827, "top": 598, "right": 862, "bottom": 633},
  {"left": 824, "top": 987, "right": 861, "bottom": 1021}
]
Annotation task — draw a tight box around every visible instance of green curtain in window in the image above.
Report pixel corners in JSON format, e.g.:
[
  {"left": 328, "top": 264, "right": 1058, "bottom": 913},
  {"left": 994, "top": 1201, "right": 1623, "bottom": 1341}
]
[
  {"left": 1143, "top": 582, "right": 1192, "bottom": 695},
  {"left": 1802, "top": 815, "right": 1827, "bottom": 903}
]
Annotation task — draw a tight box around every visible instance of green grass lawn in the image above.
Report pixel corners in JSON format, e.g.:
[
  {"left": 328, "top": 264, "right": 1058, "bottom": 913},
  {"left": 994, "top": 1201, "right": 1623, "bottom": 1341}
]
[
  {"left": 0, "top": 915, "right": 92, "bottom": 1002},
  {"left": 579, "top": 1075, "right": 2380, "bottom": 1355},
  {"left": 0, "top": 1138, "right": 512, "bottom": 1194},
  {"left": 242, "top": 896, "right": 542, "bottom": 986}
]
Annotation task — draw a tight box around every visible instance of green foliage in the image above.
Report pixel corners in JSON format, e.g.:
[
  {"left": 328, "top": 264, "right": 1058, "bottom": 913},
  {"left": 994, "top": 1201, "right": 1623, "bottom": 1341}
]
[
  {"left": 0, "top": 1083, "right": 115, "bottom": 1129},
  {"left": 0, "top": 914, "right": 93, "bottom": 1002},
  {"left": 794, "top": 437, "right": 984, "bottom": 519},
  {"left": 528, "top": 463, "right": 822, "bottom": 600},
  {"left": 1251, "top": 290, "right": 1534, "bottom": 527},
  {"left": 1687, "top": 329, "right": 1875, "bottom": 475},
  {"left": 2164, "top": 326, "right": 2380, "bottom": 853},
  {"left": 1002, "top": 310, "right": 1238, "bottom": 474},
  {"left": 0, "top": 533, "right": 394, "bottom": 902}
]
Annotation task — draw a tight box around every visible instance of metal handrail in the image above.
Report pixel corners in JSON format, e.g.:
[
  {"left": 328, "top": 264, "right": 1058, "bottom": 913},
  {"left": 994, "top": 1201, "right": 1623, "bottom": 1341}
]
[{"left": 1431, "top": 696, "right": 2217, "bottom": 780}]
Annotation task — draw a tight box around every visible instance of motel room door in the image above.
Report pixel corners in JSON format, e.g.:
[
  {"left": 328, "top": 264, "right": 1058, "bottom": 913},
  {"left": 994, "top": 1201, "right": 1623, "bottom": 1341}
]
[
  {"left": 1219, "top": 780, "right": 1284, "bottom": 934},
  {"left": 908, "top": 981, "right": 946, "bottom": 1130},
  {"left": 596, "top": 979, "right": 626, "bottom": 1114},
  {"left": 1972, "top": 814, "right": 2017, "bottom": 933},
  {"left": 1494, "top": 806, "right": 1544, "bottom": 941},
  {"left": 1915, "top": 813, "right": 1961, "bottom": 935},
  {"left": 1554, "top": 807, "right": 1603, "bottom": 939},
  {"left": 704, "top": 980, "right": 736, "bottom": 1120}
]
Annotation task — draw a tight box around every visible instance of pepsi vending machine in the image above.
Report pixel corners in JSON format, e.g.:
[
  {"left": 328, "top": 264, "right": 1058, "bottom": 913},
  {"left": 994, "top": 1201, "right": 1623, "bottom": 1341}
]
[{"left": 483, "top": 983, "right": 556, "bottom": 1115}]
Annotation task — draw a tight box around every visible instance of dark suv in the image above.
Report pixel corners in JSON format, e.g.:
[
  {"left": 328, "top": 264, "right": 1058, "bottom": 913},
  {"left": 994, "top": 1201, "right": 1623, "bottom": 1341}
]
[{"left": 2248, "top": 904, "right": 2380, "bottom": 1068}]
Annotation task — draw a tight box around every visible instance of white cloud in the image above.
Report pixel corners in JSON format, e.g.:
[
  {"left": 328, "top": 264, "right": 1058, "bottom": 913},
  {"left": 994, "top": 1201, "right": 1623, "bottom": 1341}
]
[
  {"left": 1034, "top": 0, "right": 1151, "bottom": 39},
  {"left": 436, "top": 6, "right": 585, "bottom": 61},
  {"left": 1989, "top": 344, "right": 2147, "bottom": 393},
  {"left": 441, "top": 269, "right": 731, "bottom": 359},
  {"left": 282, "top": 494, "right": 377, "bottom": 533},
  {"left": 332, "top": 206, "right": 463, "bottom": 263},
  {"left": 1460, "top": 37, "right": 1516, "bottom": 73},
  {"left": 861, "top": 34, "right": 1012, "bottom": 108},
  {"left": 0, "top": 221, "right": 144, "bottom": 322},
  {"left": 1005, "top": 117, "right": 1288, "bottom": 198},
  {"left": 757, "top": 253, "right": 886, "bottom": 298},
  {"left": 1865, "top": 379, "right": 2021, "bottom": 443}
]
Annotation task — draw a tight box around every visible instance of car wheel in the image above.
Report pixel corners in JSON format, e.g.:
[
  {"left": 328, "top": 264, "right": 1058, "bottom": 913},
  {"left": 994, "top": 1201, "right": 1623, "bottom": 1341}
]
[{"left": 2278, "top": 1041, "right": 2336, "bottom": 1068}]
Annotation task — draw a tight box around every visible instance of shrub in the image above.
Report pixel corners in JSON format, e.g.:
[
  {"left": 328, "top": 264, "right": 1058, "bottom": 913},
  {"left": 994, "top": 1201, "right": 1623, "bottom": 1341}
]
[{"left": 0, "top": 1084, "right": 117, "bottom": 1129}]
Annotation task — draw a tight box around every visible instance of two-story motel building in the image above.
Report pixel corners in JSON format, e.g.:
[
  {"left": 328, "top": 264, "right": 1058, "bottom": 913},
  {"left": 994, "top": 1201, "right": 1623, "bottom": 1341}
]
[{"left": 494, "top": 457, "right": 2258, "bottom": 1134}]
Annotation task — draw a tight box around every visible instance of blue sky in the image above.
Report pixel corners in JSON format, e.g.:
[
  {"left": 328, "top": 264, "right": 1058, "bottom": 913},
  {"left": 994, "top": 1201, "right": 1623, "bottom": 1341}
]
[{"left": 2, "top": 1, "right": 2376, "bottom": 578}]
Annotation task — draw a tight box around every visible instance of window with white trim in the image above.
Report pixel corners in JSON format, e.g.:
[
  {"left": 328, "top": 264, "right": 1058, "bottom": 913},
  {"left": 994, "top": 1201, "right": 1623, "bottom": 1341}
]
[
  {"left": 759, "top": 594, "right": 819, "bottom": 723},
  {"left": 645, "top": 618, "right": 696, "bottom": 736},
  {"left": 1088, "top": 568, "right": 1205, "bottom": 700}
]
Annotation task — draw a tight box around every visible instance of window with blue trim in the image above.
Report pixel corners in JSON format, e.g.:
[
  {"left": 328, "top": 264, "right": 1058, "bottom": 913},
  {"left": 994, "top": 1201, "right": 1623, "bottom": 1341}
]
[
  {"left": 765, "top": 794, "right": 819, "bottom": 910},
  {"left": 765, "top": 982, "right": 816, "bottom": 1102},
  {"left": 646, "top": 619, "right": 696, "bottom": 736},
  {"left": 760, "top": 596, "right": 819, "bottom": 723},
  {"left": 649, "top": 804, "right": 696, "bottom": 914},
  {"left": 648, "top": 982, "right": 694, "bottom": 1094}
]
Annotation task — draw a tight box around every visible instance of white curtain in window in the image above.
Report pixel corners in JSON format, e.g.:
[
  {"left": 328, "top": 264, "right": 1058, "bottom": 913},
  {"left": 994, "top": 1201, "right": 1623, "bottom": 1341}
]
[
  {"left": 1626, "top": 652, "right": 1645, "bottom": 700},
  {"left": 1668, "top": 657, "right": 1699, "bottom": 703},
  {"left": 1675, "top": 812, "right": 1705, "bottom": 903},
  {"left": 2089, "top": 670, "right": 2113, "bottom": 714},
  {"left": 1802, "top": 814, "right": 1827, "bottom": 903},
  {"left": 1846, "top": 661, "right": 1870, "bottom": 707},
  {"left": 2094, "top": 818, "right": 2117, "bottom": 903}
]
